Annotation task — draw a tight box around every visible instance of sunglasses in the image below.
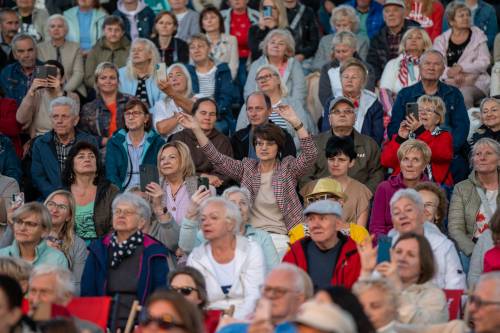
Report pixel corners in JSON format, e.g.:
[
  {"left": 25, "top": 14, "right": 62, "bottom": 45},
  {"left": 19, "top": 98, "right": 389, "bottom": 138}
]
[
  {"left": 139, "top": 314, "right": 186, "bottom": 330},
  {"left": 171, "top": 286, "right": 198, "bottom": 296}
]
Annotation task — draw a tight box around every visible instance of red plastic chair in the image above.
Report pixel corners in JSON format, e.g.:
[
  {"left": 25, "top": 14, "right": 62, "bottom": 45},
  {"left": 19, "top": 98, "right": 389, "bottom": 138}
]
[
  {"left": 67, "top": 297, "right": 112, "bottom": 331},
  {"left": 444, "top": 289, "right": 464, "bottom": 320}
]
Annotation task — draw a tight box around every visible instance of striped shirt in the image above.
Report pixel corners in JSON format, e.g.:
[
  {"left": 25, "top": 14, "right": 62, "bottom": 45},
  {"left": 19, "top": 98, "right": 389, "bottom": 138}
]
[{"left": 196, "top": 66, "right": 217, "bottom": 98}]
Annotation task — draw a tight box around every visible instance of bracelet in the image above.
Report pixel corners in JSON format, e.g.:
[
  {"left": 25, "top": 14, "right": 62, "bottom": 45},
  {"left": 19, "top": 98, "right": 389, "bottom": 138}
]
[{"left": 293, "top": 122, "right": 304, "bottom": 131}]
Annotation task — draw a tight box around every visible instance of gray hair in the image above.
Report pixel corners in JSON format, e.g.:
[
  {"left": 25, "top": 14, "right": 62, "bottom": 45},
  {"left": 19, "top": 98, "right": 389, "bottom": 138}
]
[
  {"left": 476, "top": 271, "right": 500, "bottom": 298},
  {"left": 261, "top": 29, "right": 295, "bottom": 58},
  {"left": 331, "top": 30, "right": 357, "bottom": 51},
  {"left": 420, "top": 49, "right": 446, "bottom": 66},
  {"left": 30, "top": 265, "right": 75, "bottom": 300},
  {"left": 11, "top": 33, "right": 36, "bottom": 53},
  {"left": 270, "top": 263, "right": 308, "bottom": 295},
  {"left": 112, "top": 192, "right": 152, "bottom": 222},
  {"left": 330, "top": 5, "right": 360, "bottom": 32},
  {"left": 0, "top": 257, "right": 32, "bottom": 283},
  {"left": 470, "top": 138, "right": 500, "bottom": 167},
  {"left": 353, "top": 278, "right": 399, "bottom": 318},
  {"left": 479, "top": 97, "right": 500, "bottom": 113},
  {"left": 445, "top": 1, "right": 471, "bottom": 24},
  {"left": 126, "top": 38, "right": 160, "bottom": 80},
  {"left": 93, "top": 62, "right": 119, "bottom": 93},
  {"left": 222, "top": 186, "right": 252, "bottom": 207},
  {"left": 12, "top": 202, "right": 52, "bottom": 230},
  {"left": 167, "top": 63, "right": 192, "bottom": 98},
  {"left": 390, "top": 188, "right": 425, "bottom": 215},
  {"left": 199, "top": 197, "right": 242, "bottom": 235},
  {"left": 49, "top": 96, "right": 79, "bottom": 117},
  {"left": 47, "top": 14, "right": 69, "bottom": 34},
  {"left": 255, "top": 64, "right": 288, "bottom": 97}
]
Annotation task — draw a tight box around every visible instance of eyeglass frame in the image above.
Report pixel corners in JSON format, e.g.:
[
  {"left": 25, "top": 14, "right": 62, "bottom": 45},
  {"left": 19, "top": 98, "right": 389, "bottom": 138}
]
[
  {"left": 13, "top": 218, "right": 42, "bottom": 229},
  {"left": 468, "top": 294, "right": 500, "bottom": 308},
  {"left": 45, "top": 200, "right": 69, "bottom": 212}
]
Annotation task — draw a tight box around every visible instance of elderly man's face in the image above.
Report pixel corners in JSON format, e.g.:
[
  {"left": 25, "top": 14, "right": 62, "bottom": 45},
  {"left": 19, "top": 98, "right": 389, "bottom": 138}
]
[
  {"left": 28, "top": 273, "right": 70, "bottom": 307},
  {"left": 328, "top": 102, "right": 356, "bottom": 129},
  {"left": 13, "top": 38, "right": 36, "bottom": 69},
  {"left": 306, "top": 213, "right": 338, "bottom": 249},
  {"left": 260, "top": 269, "right": 305, "bottom": 325},
  {"left": 468, "top": 278, "right": 500, "bottom": 333},
  {"left": 0, "top": 12, "right": 20, "bottom": 40},
  {"left": 419, "top": 53, "right": 445, "bottom": 81},
  {"left": 383, "top": 5, "right": 404, "bottom": 30},
  {"left": 391, "top": 197, "right": 424, "bottom": 234},
  {"left": 247, "top": 94, "right": 271, "bottom": 126},
  {"left": 51, "top": 104, "right": 78, "bottom": 138}
]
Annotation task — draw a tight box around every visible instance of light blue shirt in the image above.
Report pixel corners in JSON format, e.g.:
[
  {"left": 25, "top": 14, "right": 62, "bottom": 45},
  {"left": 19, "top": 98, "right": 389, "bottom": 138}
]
[
  {"left": 0, "top": 240, "right": 68, "bottom": 268},
  {"left": 126, "top": 133, "right": 146, "bottom": 190},
  {"left": 77, "top": 9, "right": 93, "bottom": 51}
]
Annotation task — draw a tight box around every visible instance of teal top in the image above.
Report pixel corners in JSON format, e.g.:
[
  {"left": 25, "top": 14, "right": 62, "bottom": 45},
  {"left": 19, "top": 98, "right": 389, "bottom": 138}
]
[
  {"left": 0, "top": 240, "right": 68, "bottom": 268},
  {"left": 358, "top": 12, "right": 369, "bottom": 39},
  {"left": 75, "top": 201, "right": 97, "bottom": 241}
]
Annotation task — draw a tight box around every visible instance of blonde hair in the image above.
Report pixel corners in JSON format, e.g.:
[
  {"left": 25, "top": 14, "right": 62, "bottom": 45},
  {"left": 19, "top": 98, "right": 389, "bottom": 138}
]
[
  {"left": 331, "top": 30, "right": 357, "bottom": 51},
  {"left": 330, "top": 5, "right": 359, "bottom": 32},
  {"left": 157, "top": 141, "right": 196, "bottom": 184},
  {"left": 416, "top": 95, "right": 446, "bottom": 124},
  {"left": 255, "top": 64, "right": 288, "bottom": 97},
  {"left": 44, "top": 190, "right": 76, "bottom": 266},
  {"left": 126, "top": 38, "right": 160, "bottom": 80},
  {"left": 259, "top": 0, "right": 288, "bottom": 29},
  {"left": 397, "top": 139, "right": 432, "bottom": 165},
  {"left": 399, "top": 28, "right": 432, "bottom": 54},
  {"left": 353, "top": 278, "right": 399, "bottom": 318},
  {"left": 261, "top": 29, "right": 295, "bottom": 59},
  {"left": 340, "top": 57, "right": 368, "bottom": 86}
]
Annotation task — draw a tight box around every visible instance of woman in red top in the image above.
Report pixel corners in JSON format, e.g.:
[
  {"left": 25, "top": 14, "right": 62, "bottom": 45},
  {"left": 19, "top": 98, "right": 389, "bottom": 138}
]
[
  {"left": 381, "top": 95, "right": 454, "bottom": 186},
  {"left": 405, "top": 0, "right": 444, "bottom": 41}
]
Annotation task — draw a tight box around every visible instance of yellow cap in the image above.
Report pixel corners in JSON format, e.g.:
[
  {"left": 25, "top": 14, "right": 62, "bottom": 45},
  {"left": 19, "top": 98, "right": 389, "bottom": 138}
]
[{"left": 300, "top": 178, "right": 347, "bottom": 201}]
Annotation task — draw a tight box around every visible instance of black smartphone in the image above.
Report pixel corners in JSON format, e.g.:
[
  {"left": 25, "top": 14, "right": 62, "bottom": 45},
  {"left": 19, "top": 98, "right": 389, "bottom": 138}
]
[
  {"left": 34, "top": 65, "right": 47, "bottom": 79},
  {"left": 197, "top": 176, "right": 209, "bottom": 190},
  {"left": 405, "top": 102, "right": 419, "bottom": 121},
  {"left": 377, "top": 235, "right": 392, "bottom": 264},
  {"left": 140, "top": 164, "right": 159, "bottom": 192},
  {"left": 46, "top": 66, "right": 58, "bottom": 78},
  {"left": 263, "top": 5, "right": 273, "bottom": 17}
]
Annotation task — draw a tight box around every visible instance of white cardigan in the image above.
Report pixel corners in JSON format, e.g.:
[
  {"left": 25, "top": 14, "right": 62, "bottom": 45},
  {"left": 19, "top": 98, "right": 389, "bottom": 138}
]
[
  {"left": 187, "top": 236, "right": 265, "bottom": 319},
  {"left": 379, "top": 54, "right": 421, "bottom": 94}
]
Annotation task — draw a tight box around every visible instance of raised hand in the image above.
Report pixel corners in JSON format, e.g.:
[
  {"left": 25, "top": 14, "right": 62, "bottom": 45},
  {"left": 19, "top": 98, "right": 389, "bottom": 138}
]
[
  {"left": 275, "top": 104, "right": 300, "bottom": 127},
  {"left": 185, "top": 186, "right": 212, "bottom": 219},
  {"left": 176, "top": 112, "right": 199, "bottom": 130},
  {"left": 158, "top": 79, "right": 175, "bottom": 97},
  {"left": 145, "top": 182, "right": 164, "bottom": 211},
  {"left": 357, "top": 235, "right": 377, "bottom": 276}
]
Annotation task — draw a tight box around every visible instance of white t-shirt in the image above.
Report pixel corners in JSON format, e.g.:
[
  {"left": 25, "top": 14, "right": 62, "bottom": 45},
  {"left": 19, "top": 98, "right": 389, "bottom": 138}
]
[
  {"left": 152, "top": 98, "right": 184, "bottom": 139},
  {"left": 207, "top": 244, "right": 236, "bottom": 294}
]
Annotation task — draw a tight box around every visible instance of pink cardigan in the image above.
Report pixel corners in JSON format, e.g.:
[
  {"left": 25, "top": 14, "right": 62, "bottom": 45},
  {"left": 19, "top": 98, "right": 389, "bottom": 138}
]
[{"left": 433, "top": 26, "right": 491, "bottom": 94}]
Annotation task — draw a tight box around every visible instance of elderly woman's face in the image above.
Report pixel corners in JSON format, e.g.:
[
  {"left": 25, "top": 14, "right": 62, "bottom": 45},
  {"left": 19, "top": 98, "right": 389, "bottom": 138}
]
[
  {"left": 333, "top": 43, "right": 355, "bottom": 63},
  {"left": 124, "top": 105, "right": 149, "bottom": 131},
  {"left": 451, "top": 8, "right": 471, "bottom": 29},
  {"left": 97, "top": 68, "right": 119, "bottom": 94},
  {"left": 473, "top": 144, "right": 500, "bottom": 174},
  {"left": 113, "top": 202, "right": 146, "bottom": 235},
  {"left": 13, "top": 213, "right": 45, "bottom": 245},
  {"left": 256, "top": 69, "right": 280, "bottom": 93},
  {"left": 45, "top": 194, "right": 71, "bottom": 228},
  {"left": 170, "top": 274, "right": 203, "bottom": 306},
  {"left": 141, "top": 300, "right": 187, "bottom": 333},
  {"left": 189, "top": 39, "right": 210, "bottom": 64},
  {"left": 391, "top": 238, "right": 421, "bottom": 284},
  {"left": 168, "top": 67, "right": 188, "bottom": 94},
  {"left": 334, "top": 16, "right": 353, "bottom": 32},
  {"left": 418, "top": 101, "right": 441, "bottom": 130},
  {"left": 400, "top": 149, "right": 426, "bottom": 181},
  {"left": 418, "top": 190, "right": 440, "bottom": 224},
  {"left": 391, "top": 197, "right": 423, "bottom": 234},
  {"left": 131, "top": 43, "right": 152, "bottom": 65},
  {"left": 480, "top": 100, "right": 500, "bottom": 130},
  {"left": 404, "top": 30, "right": 425, "bottom": 55},
  {"left": 357, "top": 287, "right": 396, "bottom": 329},
  {"left": 227, "top": 192, "right": 250, "bottom": 224},
  {"left": 200, "top": 202, "right": 234, "bottom": 241},
  {"left": 341, "top": 66, "right": 364, "bottom": 96},
  {"left": 48, "top": 18, "right": 67, "bottom": 40},
  {"left": 73, "top": 149, "right": 97, "bottom": 176},
  {"left": 255, "top": 137, "right": 279, "bottom": 162},
  {"left": 159, "top": 146, "right": 181, "bottom": 177},
  {"left": 267, "top": 35, "right": 288, "bottom": 59}
]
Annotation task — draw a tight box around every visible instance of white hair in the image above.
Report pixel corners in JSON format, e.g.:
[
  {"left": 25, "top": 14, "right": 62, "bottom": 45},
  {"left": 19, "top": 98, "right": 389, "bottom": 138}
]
[
  {"left": 330, "top": 5, "right": 360, "bottom": 32},
  {"left": 126, "top": 38, "right": 160, "bottom": 80},
  {"left": 270, "top": 263, "right": 308, "bottom": 294},
  {"left": 166, "top": 63, "right": 192, "bottom": 98},
  {"left": 476, "top": 271, "right": 500, "bottom": 299},
  {"left": 255, "top": 64, "right": 288, "bottom": 97},
  {"left": 390, "top": 188, "right": 425, "bottom": 215},
  {"left": 112, "top": 192, "right": 152, "bottom": 222},
  {"left": 30, "top": 265, "right": 75, "bottom": 300},
  {"left": 49, "top": 96, "right": 79, "bottom": 117},
  {"left": 199, "top": 197, "right": 242, "bottom": 235},
  {"left": 222, "top": 186, "right": 251, "bottom": 207},
  {"left": 47, "top": 14, "right": 69, "bottom": 34},
  {"left": 420, "top": 49, "right": 445, "bottom": 66}
]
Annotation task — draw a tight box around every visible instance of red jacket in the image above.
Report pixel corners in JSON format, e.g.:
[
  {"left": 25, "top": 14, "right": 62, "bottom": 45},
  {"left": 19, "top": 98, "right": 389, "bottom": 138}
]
[
  {"left": 484, "top": 245, "right": 500, "bottom": 273},
  {"left": 282, "top": 234, "right": 361, "bottom": 289},
  {"left": 381, "top": 127, "right": 454, "bottom": 186},
  {"left": 0, "top": 97, "right": 22, "bottom": 157}
]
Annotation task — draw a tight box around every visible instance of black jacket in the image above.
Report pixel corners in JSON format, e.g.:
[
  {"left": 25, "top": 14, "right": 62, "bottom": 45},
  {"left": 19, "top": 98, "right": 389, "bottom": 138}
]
[
  {"left": 286, "top": 4, "right": 320, "bottom": 59},
  {"left": 151, "top": 36, "right": 189, "bottom": 66},
  {"left": 366, "top": 19, "right": 420, "bottom": 80},
  {"left": 230, "top": 122, "right": 296, "bottom": 160}
]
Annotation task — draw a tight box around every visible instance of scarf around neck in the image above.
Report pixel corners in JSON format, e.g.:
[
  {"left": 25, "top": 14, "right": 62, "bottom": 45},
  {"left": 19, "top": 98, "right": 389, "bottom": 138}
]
[{"left": 110, "top": 230, "right": 144, "bottom": 269}]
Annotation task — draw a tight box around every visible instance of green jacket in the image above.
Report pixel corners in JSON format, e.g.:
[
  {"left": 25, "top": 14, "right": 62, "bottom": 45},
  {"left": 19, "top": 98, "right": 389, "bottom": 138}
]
[{"left": 0, "top": 240, "right": 68, "bottom": 268}]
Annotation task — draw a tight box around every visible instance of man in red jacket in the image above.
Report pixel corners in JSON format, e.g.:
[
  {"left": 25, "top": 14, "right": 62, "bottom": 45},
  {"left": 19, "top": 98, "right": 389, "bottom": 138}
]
[{"left": 282, "top": 200, "right": 361, "bottom": 289}]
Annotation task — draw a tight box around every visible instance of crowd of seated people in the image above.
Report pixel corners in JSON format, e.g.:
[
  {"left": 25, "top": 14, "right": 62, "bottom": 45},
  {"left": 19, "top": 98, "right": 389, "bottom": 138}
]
[{"left": 0, "top": 0, "right": 500, "bottom": 332}]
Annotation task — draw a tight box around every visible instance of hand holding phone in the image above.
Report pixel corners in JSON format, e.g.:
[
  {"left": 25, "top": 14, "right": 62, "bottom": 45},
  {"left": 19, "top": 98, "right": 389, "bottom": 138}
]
[
  {"left": 405, "top": 102, "right": 419, "bottom": 121},
  {"left": 263, "top": 5, "right": 273, "bottom": 17},
  {"left": 376, "top": 235, "right": 392, "bottom": 264},
  {"left": 140, "top": 165, "right": 159, "bottom": 192},
  {"left": 197, "top": 176, "right": 209, "bottom": 191}
]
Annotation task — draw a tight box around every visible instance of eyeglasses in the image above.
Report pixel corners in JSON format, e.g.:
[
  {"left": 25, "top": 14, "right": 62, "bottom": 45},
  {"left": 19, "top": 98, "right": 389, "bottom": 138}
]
[
  {"left": 468, "top": 295, "right": 500, "bottom": 308},
  {"left": 329, "top": 109, "right": 355, "bottom": 116},
  {"left": 256, "top": 73, "right": 278, "bottom": 83},
  {"left": 171, "top": 286, "right": 198, "bottom": 296},
  {"left": 139, "top": 314, "right": 187, "bottom": 330},
  {"left": 46, "top": 201, "right": 69, "bottom": 212},
  {"left": 113, "top": 209, "right": 138, "bottom": 217},
  {"left": 124, "top": 111, "right": 144, "bottom": 118},
  {"left": 260, "top": 285, "right": 295, "bottom": 298},
  {"left": 13, "top": 218, "right": 41, "bottom": 229}
]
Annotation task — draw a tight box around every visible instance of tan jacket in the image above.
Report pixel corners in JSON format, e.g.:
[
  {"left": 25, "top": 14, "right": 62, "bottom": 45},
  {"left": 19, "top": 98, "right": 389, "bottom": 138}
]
[
  {"left": 37, "top": 40, "right": 86, "bottom": 97},
  {"left": 399, "top": 282, "right": 449, "bottom": 325}
]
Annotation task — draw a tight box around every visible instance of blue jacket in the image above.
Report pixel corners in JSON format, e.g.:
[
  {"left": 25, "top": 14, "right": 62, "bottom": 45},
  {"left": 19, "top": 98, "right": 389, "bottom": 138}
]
[
  {"left": 0, "top": 61, "right": 42, "bottom": 105},
  {"left": 187, "top": 63, "right": 235, "bottom": 135},
  {"left": 0, "top": 134, "right": 21, "bottom": 183},
  {"left": 113, "top": 6, "right": 156, "bottom": 40},
  {"left": 388, "top": 81, "right": 469, "bottom": 153},
  {"left": 118, "top": 67, "right": 165, "bottom": 109},
  {"left": 218, "top": 322, "right": 297, "bottom": 333},
  {"left": 31, "top": 130, "right": 98, "bottom": 199},
  {"left": 346, "top": 0, "right": 384, "bottom": 39},
  {"left": 80, "top": 233, "right": 169, "bottom": 304},
  {"left": 105, "top": 129, "right": 165, "bottom": 191},
  {"left": 443, "top": 0, "right": 498, "bottom": 50}
]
